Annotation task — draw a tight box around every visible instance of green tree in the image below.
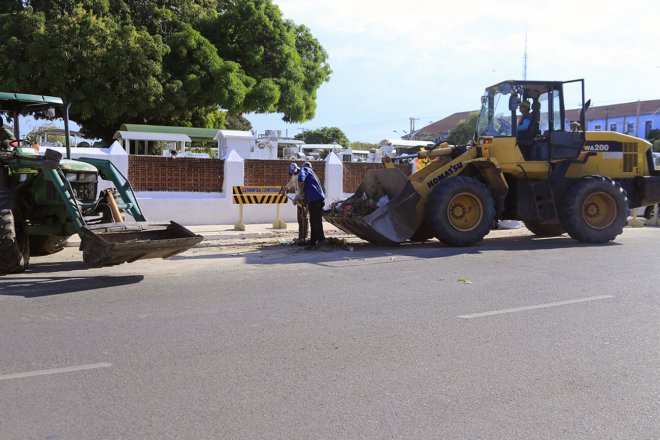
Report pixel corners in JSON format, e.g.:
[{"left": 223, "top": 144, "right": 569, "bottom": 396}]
[
  {"left": 446, "top": 112, "right": 479, "bottom": 145},
  {"left": 645, "top": 129, "right": 660, "bottom": 152},
  {"left": 225, "top": 114, "right": 253, "bottom": 131},
  {"left": 294, "top": 127, "right": 349, "bottom": 147},
  {"left": 0, "top": 0, "right": 331, "bottom": 142},
  {"left": 349, "top": 141, "right": 378, "bottom": 151}
]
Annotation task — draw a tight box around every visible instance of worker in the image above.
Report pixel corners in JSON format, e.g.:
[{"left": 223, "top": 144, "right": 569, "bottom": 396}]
[
  {"left": 298, "top": 162, "right": 327, "bottom": 250},
  {"left": 0, "top": 115, "right": 16, "bottom": 148},
  {"left": 283, "top": 162, "right": 309, "bottom": 245},
  {"left": 517, "top": 100, "right": 534, "bottom": 142}
]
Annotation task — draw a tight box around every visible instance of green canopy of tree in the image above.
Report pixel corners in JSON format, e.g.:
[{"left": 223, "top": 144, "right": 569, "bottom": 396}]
[
  {"left": 446, "top": 112, "right": 479, "bottom": 145},
  {"left": 0, "top": 0, "right": 331, "bottom": 142},
  {"left": 646, "top": 129, "right": 660, "bottom": 152},
  {"left": 349, "top": 141, "right": 378, "bottom": 151},
  {"left": 294, "top": 127, "right": 349, "bottom": 147}
]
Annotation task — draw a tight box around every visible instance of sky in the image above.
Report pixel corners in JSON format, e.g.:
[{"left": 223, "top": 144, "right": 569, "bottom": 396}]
[{"left": 246, "top": 0, "right": 660, "bottom": 144}]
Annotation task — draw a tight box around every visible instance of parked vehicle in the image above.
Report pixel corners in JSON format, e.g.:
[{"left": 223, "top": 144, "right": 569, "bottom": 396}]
[{"left": 0, "top": 92, "right": 202, "bottom": 274}]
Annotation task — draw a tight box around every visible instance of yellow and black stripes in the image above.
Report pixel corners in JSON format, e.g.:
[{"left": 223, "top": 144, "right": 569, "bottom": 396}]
[{"left": 232, "top": 186, "right": 288, "bottom": 204}]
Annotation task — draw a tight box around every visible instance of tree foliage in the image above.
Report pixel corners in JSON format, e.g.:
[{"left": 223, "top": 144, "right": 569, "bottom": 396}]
[
  {"left": 446, "top": 112, "right": 479, "bottom": 145},
  {"left": 294, "top": 126, "right": 349, "bottom": 147},
  {"left": 349, "top": 141, "right": 378, "bottom": 151},
  {"left": 0, "top": 0, "right": 331, "bottom": 142}
]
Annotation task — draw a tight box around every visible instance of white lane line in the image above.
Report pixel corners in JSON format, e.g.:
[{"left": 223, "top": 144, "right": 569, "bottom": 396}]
[
  {"left": 458, "top": 295, "right": 615, "bottom": 319},
  {"left": 0, "top": 362, "right": 112, "bottom": 381}
]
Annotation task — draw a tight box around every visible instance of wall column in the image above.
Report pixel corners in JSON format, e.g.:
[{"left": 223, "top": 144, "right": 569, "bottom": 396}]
[
  {"left": 223, "top": 149, "right": 245, "bottom": 194},
  {"left": 324, "top": 152, "right": 343, "bottom": 207}
]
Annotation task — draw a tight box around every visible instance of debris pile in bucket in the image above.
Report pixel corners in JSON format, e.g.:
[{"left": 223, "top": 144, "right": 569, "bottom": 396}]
[{"left": 326, "top": 193, "right": 389, "bottom": 217}]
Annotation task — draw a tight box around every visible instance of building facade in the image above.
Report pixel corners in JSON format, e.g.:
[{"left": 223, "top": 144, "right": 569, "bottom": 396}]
[{"left": 416, "top": 99, "right": 659, "bottom": 142}]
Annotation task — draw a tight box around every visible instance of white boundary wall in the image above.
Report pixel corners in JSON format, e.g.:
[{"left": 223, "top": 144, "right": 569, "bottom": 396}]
[{"left": 136, "top": 151, "right": 352, "bottom": 226}]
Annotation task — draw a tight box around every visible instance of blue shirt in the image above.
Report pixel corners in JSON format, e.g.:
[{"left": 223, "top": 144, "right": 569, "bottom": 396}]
[
  {"left": 518, "top": 113, "right": 532, "bottom": 132},
  {"left": 298, "top": 167, "right": 325, "bottom": 203}
]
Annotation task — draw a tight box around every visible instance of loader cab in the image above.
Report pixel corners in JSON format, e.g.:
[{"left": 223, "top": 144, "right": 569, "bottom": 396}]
[{"left": 476, "top": 79, "right": 587, "bottom": 162}]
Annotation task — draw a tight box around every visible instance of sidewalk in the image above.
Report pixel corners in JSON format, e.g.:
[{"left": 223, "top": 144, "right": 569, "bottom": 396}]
[
  {"left": 183, "top": 222, "right": 343, "bottom": 241},
  {"left": 65, "top": 222, "right": 344, "bottom": 246}
]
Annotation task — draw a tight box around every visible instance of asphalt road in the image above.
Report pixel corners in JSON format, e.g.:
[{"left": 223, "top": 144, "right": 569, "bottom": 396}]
[{"left": 1, "top": 227, "right": 658, "bottom": 440}]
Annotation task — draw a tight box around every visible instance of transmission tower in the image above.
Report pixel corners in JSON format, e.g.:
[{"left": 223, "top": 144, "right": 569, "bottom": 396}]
[{"left": 522, "top": 25, "right": 528, "bottom": 80}]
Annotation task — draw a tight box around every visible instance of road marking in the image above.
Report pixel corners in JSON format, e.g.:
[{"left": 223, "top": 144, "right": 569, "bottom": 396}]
[
  {"left": 458, "top": 295, "right": 614, "bottom": 319},
  {"left": 0, "top": 362, "right": 112, "bottom": 381}
]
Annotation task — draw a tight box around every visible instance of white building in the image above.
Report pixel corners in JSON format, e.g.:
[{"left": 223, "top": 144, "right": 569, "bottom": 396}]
[{"left": 215, "top": 130, "right": 262, "bottom": 159}]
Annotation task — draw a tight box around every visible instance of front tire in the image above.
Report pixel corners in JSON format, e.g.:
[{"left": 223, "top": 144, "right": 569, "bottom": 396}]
[
  {"left": 0, "top": 190, "right": 30, "bottom": 274},
  {"left": 426, "top": 176, "right": 495, "bottom": 246},
  {"left": 409, "top": 222, "right": 434, "bottom": 242},
  {"left": 30, "top": 235, "right": 70, "bottom": 256},
  {"left": 559, "top": 176, "right": 628, "bottom": 243}
]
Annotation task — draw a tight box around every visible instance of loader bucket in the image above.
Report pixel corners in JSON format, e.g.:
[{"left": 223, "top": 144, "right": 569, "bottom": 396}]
[
  {"left": 324, "top": 168, "right": 422, "bottom": 245},
  {"left": 78, "top": 222, "right": 204, "bottom": 267}
]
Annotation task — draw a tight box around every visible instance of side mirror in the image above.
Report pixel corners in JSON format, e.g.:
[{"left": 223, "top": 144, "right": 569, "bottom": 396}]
[
  {"left": 583, "top": 99, "right": 591, "bottom": 111},
  {"left": 44, "top": 107, "right": 56, "bottom": 119}
]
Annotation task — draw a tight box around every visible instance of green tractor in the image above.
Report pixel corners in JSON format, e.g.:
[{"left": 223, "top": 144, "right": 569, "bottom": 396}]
[{"left": 0, "top": 92, "right": 203, "bottom": 275}]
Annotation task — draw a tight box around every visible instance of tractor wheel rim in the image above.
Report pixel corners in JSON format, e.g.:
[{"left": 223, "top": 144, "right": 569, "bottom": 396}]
[
  {"left": 447, "top": 192, "right": 483, "bottom": 232},
  {"left": 582, "top": 191, "right": 617, "bottom": 230}
]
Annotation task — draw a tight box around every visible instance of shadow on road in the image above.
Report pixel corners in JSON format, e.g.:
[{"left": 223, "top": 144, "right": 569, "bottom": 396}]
[
  {"left": 0, "top": 271, "right": 144, "bottom": 298},
  {"left": 171, "top": 233, "right": 621, "bottom": 266}
]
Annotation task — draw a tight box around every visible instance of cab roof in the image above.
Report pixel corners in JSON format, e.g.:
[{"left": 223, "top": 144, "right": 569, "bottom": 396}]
[{"left": 0, "top": 92, "right": 63, "bottom": 113}]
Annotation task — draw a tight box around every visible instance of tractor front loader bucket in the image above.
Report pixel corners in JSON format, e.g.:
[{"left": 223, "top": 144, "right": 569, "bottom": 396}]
[
  {"left": 78, "top": 222, "right": 203, "bottom": 267},
  {"left": 324, "top": 168, "right": 422, "bottom": 245}
]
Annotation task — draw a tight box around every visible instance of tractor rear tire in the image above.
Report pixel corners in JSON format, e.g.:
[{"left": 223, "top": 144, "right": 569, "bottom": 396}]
[
  {"left": 523, "top": 220, "right": 565, "bottom": 237},
  {"left": 426, "top": 176, "right": 495, "bottom": 247},
  {"left": 643, "top": 205, "right": 657, "bottom": 219},
  {"left": 30, "top": 235, "right": 70, "bottom": 256},
  {"left": 559, "top": 176, "right": 628, "bottom": 243},
  {"left": 0, "top": 190, "right": 30, "bottom": 274}
]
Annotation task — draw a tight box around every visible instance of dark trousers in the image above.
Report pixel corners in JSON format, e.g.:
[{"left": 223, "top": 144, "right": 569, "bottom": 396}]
[
  {"left": 297, "top": 203, "right": 309, "bottom": 240},
  {"left": 308, "top": 200, "right": 326, "bottom": 245}
]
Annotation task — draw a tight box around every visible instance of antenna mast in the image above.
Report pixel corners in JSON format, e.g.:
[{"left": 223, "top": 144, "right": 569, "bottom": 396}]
[{"left": 523, "top": 25, "right": 528, "bottom": 80}]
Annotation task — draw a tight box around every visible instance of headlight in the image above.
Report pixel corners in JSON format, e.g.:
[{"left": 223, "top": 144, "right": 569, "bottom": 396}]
[{"left": 65, "top": 173, "right": 77, "bottom": 181}]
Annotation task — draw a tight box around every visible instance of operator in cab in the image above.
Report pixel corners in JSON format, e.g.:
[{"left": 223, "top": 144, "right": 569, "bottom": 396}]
[
  {"left": 517, "top": 100, "right": 534, "bottom": 144},
  {"left": 0, "top": 115, "right": 16, "bottom": 148}
]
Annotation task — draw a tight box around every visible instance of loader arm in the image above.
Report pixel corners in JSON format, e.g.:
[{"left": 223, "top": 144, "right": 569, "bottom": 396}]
[{"left": 76, "top": 157, "right": 146, "bottom": 221}]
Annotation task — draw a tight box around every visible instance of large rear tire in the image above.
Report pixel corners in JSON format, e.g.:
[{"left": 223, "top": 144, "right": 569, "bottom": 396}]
[
  {"left": 0, "top": 190, "right": 30, "bottom": 274},
  {"left": 30, "top": 235, "right": 70, "bottom": 256},
  {"left": 643, "top": 205, "right": 657, "bottom": 219},
  {"left": 523, "top": 220, "right": 565, "bottom": 237},
  {"left": 426, "top": 176, "right": 495, "bottom": 246},
  {"left": 559, "top": 176, "right": 628, "bottom": 243}
]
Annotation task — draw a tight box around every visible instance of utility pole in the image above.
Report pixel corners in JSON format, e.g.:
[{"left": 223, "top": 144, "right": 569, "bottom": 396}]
[
  {"left": 522, "top": 25, "right": 528, "bottom": 80},
  {"left": 409, "top": 117, "right": 419, "bottom": 139}
]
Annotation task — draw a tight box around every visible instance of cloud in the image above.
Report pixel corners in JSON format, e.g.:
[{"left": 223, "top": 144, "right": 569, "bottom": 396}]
[{"left": 251, "top": 0, "right": 660, "bottom": 142}]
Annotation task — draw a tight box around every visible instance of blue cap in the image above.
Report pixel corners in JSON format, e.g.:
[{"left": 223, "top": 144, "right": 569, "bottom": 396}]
[{"left": 288, "top": 163, "right": 300, "bottom": 175}]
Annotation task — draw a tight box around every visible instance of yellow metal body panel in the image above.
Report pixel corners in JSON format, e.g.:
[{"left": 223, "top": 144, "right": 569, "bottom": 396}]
[
  {"left": 479, "top": 137, "right": 550, "bottom": 178},
  {"left": 564, "top": 131, "right": 652, "bottom": 178}
]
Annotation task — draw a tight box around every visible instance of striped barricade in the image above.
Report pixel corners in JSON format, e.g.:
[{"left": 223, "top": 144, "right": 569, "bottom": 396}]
[{"left": 232, "top": 186, "right": 289, "bottom": 231}]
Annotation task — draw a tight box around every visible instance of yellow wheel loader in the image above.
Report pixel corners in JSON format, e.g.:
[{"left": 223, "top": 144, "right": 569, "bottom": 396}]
[{"left": 324, "top": 79, "right": 660, "bottom": 246}]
